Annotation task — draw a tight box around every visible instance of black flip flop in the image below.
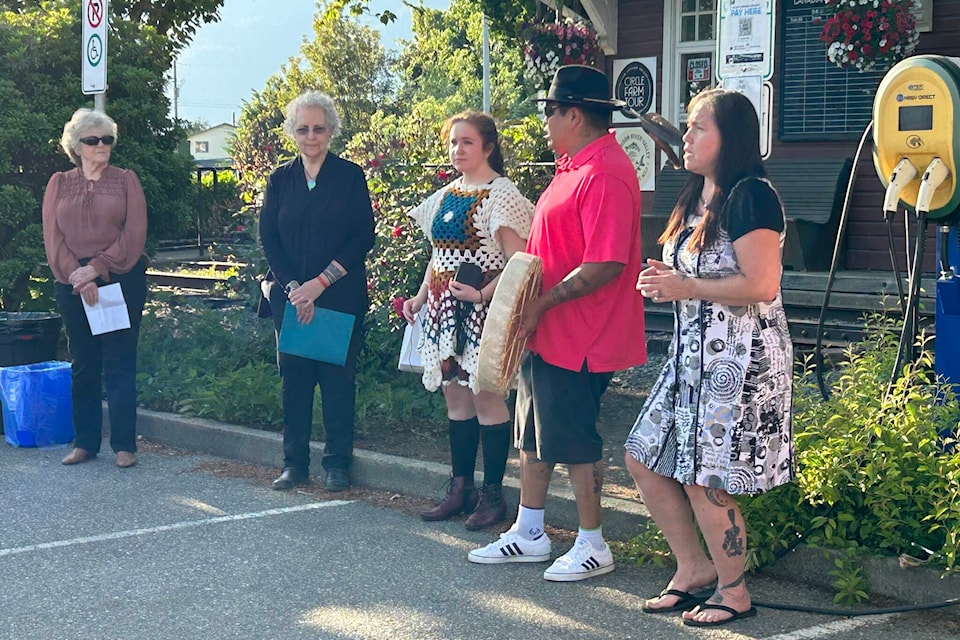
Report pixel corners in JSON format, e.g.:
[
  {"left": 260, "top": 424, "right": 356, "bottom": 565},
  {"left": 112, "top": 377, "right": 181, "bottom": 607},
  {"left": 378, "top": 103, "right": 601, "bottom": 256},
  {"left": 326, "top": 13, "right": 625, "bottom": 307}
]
[
  {"left": 682, "top": 604, "right": 758, "bottom": 627},
  {"left": 641, "top": 588, "right": 707, "bottom": 614}
]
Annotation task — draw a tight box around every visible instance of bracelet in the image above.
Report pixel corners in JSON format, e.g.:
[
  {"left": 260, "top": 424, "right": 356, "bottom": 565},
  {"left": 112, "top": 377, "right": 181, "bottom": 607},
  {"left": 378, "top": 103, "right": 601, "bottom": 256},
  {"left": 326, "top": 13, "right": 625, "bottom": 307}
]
[
  {"left": 479, "top": 289, "right": 485, "bottom": 304},
  {"left": 316, "top": 273, "right": 330, "bottom": 288}
]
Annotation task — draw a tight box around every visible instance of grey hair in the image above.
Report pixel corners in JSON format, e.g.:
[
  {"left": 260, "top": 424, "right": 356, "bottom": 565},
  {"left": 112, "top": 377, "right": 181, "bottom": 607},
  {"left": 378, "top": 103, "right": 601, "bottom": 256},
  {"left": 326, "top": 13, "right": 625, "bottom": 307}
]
[
  {"left": 60, "top": 108, "right": 118, "bottom": 165},
  {"left": 282, "top": 91, "right": 341, "bottom": 139}
]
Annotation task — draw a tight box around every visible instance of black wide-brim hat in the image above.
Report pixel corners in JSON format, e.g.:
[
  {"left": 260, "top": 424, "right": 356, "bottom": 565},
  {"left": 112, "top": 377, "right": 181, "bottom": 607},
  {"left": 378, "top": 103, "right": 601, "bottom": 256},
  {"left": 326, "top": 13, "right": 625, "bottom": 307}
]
[{"left": 531, "top": 65, "right": 626, "bottom": 110}]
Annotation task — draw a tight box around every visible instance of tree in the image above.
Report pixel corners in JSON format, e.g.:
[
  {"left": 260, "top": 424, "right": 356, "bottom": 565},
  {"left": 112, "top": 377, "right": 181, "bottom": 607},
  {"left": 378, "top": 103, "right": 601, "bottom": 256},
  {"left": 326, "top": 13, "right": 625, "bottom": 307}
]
[
  {"left": 0, "top": 0, "right": 225, "bottom": 50},
  {"left": 231, "top": 4, "right": 394, "bottom": 199},
  {"left": 298, "top": 9, "right": 394, "bottom": 146},
  {"left": 395, "top": 0, "right": 533, "bottom": 122}
]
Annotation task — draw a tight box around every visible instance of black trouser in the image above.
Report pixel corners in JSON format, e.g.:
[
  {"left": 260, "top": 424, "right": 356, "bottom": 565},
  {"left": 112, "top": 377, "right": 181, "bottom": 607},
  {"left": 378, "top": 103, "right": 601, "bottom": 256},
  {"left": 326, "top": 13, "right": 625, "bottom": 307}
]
[
  {"left": 54, "top": 257, "right": 147, "bottom": 454},
  {"left": 276, "top": 318, "right": 362, "bottom": 473}
]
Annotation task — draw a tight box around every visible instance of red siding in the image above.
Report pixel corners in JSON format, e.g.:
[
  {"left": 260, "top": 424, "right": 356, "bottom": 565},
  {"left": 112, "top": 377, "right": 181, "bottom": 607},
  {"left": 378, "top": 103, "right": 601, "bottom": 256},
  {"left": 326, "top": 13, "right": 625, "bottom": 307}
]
[{"left": 615, "top": 0, "right": 960, "bottom": 271}]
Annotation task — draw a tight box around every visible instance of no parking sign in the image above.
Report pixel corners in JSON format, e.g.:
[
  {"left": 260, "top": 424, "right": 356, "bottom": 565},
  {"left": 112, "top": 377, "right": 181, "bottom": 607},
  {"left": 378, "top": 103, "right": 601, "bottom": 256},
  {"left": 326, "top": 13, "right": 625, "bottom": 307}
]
[{"left": 81, "top": 0, "right": 108, "bottom": 95}]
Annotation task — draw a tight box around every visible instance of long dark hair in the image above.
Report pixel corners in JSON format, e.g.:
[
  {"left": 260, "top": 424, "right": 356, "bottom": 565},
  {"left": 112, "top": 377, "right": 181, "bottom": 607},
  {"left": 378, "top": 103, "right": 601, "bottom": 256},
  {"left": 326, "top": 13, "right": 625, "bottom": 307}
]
[
  {"left": 441, "top": 111, "right": 506, "bottom": 177},
  {"left": 659, "top": 89, "right": 766, "bottom": 251}
]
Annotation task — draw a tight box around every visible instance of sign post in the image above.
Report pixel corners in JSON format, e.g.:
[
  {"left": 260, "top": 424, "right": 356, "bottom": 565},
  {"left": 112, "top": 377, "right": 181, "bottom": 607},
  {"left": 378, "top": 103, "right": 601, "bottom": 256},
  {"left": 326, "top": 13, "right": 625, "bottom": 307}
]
[
  {"left": 717, "top": 0, "right": 775, "bottom": 158},
  {"left": 81, "top": 0, "right": 108, "bottom": 106}
]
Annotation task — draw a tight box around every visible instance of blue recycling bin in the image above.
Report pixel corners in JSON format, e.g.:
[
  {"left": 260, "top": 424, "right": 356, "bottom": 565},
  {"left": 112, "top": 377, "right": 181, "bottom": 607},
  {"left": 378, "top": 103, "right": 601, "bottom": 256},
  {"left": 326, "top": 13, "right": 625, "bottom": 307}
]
[{"left": 0, "top": 361, "right": 74, "bottom": 448}]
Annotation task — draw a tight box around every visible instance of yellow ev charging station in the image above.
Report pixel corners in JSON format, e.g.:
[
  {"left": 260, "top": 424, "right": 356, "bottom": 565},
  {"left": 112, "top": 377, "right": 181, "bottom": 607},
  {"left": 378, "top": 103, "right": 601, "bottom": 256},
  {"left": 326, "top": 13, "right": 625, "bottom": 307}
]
[{"left": 873, "top": 55, "right": 960, "bottom": 395}]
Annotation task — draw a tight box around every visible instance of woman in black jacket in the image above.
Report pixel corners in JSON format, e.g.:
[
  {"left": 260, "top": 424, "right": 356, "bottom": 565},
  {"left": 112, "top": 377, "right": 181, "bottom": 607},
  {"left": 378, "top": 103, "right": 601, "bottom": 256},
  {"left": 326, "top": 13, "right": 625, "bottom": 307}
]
[{"left": 258, "top": 90, "right": 375, "bottom": 492}]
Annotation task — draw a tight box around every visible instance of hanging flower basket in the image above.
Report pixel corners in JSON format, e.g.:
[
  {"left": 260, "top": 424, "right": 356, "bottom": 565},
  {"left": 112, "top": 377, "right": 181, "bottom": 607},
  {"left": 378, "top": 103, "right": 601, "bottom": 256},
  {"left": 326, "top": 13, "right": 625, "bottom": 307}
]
[
  {"left": 521, "top": 17, "right": 601, "bottom": 89},
  {"left": 819, "top": 0, "right": 920, "bottom": 72}
]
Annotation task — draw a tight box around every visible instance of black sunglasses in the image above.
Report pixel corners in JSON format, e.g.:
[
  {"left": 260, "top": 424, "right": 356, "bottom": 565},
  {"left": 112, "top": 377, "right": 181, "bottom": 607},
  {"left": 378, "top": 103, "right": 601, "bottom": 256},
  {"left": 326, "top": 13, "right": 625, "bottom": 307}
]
[
  {"left": 542, "top": 103, "right": 563, "bottom": 118},
  {"left": 79, "top": 135, "right": 115, "bottom": 146}
]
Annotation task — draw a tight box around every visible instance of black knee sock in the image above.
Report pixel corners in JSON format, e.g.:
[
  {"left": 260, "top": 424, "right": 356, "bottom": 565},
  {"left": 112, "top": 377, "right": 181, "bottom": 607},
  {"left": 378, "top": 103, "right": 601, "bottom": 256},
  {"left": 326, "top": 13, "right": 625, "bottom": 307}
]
[
  {"left": 449, "top": 417, "right": 480, "bottom": 481},
  {"left": 479, "top": 421, "right": 511, "bottom": 486}
]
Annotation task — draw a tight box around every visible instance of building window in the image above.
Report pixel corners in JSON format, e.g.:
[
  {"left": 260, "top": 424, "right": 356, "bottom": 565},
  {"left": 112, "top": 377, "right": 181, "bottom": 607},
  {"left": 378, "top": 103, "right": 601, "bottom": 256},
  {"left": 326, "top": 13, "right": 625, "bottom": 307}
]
[
  {"left": 194, "top": 141, "right": 209, "bottom": 154},
  {"left": 667, "top": 0, "right": 716, "bottom": 123},
  {"left": 680, "top": 0, "right": 715, "bottom": 42}
]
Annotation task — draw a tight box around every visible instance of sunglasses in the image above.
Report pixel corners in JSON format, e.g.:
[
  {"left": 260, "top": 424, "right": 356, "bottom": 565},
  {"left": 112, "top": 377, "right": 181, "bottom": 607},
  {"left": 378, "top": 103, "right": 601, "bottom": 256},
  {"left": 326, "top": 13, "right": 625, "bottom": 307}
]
[
  {"left": 542, "top": 103, "right": 564, "bottom": 119},
  {"left": 79, "top": 135, "right": 115, "bottom": 146},
  {"left": 294, "top": 125, "right": 328, "bottom": 136}
]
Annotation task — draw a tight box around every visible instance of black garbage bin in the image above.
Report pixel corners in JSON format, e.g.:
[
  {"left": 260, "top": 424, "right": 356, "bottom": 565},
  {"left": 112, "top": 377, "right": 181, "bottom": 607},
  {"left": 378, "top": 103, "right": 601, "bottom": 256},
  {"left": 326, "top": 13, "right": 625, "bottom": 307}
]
[
  {"left": 0, "top": 312, "right": 62, "bottom": 367},
  {"left": 0, "top": 312, "right": 63, "bottom": 436}
]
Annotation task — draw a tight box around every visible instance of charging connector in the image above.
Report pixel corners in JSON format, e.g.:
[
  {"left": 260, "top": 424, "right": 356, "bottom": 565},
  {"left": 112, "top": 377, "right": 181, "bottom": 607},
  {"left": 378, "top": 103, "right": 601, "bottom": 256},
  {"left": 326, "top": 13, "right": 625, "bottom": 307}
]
[
  {"left": 883, "top": 157, "right": 920, "bottom": 215},
  {"left": 917, "top": 157, "right": 951, "bottom": 214}
]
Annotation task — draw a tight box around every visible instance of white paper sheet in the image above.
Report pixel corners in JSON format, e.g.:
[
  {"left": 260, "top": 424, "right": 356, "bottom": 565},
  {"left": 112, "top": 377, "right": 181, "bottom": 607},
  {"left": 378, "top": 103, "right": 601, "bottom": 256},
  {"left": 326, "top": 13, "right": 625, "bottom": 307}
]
[{"left": 82, "top": 282, "right": 131, "bottom": 335}]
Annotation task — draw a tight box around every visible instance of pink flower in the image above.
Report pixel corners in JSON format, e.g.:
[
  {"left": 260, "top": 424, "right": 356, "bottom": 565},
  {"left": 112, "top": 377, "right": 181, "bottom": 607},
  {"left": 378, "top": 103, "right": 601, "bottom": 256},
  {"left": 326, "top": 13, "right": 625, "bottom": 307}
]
[{"left": 392, "top": 296, "right": 405, "bottom": 317}]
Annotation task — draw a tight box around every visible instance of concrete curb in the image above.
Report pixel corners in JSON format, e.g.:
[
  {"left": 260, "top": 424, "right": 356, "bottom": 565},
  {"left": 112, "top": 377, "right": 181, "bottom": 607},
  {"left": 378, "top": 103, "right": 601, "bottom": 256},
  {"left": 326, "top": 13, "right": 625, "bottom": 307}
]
[{"left": 135, "top": 408, "right": 959, "bottom": 611}]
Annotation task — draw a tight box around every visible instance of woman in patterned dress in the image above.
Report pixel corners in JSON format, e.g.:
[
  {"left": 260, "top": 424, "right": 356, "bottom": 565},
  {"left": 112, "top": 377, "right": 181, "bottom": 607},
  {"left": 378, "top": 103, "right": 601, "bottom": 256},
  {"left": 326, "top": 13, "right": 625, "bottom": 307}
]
[
  {"left": 625, "top": 89, "right": 794, "bottom": 628},
  {"left": 402, "top": 111, "right": 534, "bottom": 529}
]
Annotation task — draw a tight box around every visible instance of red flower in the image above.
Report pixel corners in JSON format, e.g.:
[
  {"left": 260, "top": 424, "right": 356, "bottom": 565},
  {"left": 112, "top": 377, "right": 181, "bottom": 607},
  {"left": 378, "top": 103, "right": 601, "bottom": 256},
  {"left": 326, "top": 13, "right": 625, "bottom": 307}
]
[
  {"left": 391, "top": 296, "right": 405, "bottom": 317},
  {"left": 392, "top": 225, "right": 403, "bottom": 237},
  {"left": 370, "top": 158, "right": 380, "bottom": 168},
  {"left": 437, "top": 169, "right": 451, "bottom": 181}
]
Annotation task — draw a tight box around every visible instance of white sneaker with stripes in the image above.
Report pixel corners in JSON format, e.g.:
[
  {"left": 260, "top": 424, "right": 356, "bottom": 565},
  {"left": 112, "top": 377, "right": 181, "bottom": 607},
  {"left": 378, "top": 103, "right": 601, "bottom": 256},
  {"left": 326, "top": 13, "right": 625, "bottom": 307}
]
[
  {"left": 467, "top": 529, "right": 552, "bottom": 564},
  {"left": 542, "top": 538, "right": 614, "bottom": 581}
]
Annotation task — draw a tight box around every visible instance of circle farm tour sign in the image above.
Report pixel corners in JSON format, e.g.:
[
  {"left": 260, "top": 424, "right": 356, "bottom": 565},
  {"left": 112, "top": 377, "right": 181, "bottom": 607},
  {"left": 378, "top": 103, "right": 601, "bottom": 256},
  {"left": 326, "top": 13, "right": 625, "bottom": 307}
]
[{"left": 82, "top": 0, "right": 108, "bottom": 95}]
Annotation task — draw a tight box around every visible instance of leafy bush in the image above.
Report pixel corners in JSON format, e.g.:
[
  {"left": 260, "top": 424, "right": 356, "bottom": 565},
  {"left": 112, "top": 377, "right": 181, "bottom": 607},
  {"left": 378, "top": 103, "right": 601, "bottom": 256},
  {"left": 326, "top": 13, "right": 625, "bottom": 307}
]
[
  {"left": 788, "top": 317, "right": 959, "bottom": 570},
  {"left": 136, "top": 297, "right": 446, "bottom": 437},
  {"left": 627, "top": 314, "right": 960, "bottom": 587}
]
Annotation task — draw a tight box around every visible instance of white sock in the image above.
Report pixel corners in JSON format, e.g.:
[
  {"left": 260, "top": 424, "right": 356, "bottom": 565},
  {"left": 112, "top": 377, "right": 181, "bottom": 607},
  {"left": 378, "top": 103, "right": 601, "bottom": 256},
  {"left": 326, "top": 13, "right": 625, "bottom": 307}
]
[
  {"left": 578, "top": 526, "right": 605, "bottom": 550},
  {"left": 515, "top": 505, "right": 545, "bottom": 540}
]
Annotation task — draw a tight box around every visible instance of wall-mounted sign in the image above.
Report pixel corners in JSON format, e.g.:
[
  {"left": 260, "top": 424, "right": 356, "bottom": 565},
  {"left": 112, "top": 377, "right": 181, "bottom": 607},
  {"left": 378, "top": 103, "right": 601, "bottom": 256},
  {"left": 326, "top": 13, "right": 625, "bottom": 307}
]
[
  {"left": 613, "top": 57, "right": 657, "bottom": 124},
  {"left": 717, "top": 0, "right": 775, "bottom": 80},
  {"left": 615, "top": 127, "right": 656, "bottom": 191}
]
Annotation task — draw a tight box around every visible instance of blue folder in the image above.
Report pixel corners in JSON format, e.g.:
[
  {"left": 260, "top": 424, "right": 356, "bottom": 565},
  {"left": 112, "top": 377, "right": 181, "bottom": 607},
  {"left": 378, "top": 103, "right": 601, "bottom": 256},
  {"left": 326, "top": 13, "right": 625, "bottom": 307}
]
[{"left": 278, "top": 302, "right": 355, "bottom": 366}]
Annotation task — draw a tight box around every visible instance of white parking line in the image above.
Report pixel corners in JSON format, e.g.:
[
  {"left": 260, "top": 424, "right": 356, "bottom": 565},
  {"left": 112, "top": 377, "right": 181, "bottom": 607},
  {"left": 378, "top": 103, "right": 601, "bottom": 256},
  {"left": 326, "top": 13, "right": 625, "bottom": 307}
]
[
  {"left": 762, "top": 613, "right": 899, "bottom": 640},
  {"left": 0, "top": 501, "right": 351, "bottom": 558}
]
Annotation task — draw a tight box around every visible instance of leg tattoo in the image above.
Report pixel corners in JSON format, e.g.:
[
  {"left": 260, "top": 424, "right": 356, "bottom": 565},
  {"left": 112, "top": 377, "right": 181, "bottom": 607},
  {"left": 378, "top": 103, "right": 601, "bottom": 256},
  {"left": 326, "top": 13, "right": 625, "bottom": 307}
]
[
  {"left": 722, "top": 508, "right": 744, "bottom": 558},
  {"left": 704, "top": 487, "right": 731, "bottom": 507}
]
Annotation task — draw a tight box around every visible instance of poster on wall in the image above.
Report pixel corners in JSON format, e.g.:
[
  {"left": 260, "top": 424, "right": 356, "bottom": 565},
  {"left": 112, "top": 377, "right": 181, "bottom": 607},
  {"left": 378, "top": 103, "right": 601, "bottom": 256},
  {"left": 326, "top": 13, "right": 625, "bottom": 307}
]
[
  {"left": 613, "top": 57, "right": 657, "bottom": 124},
  {"left": 717, "top": 0, "right": 775, "bottom": 80},
  {"left": 615, "top": 127, "right": 656, "bottom": 192}
]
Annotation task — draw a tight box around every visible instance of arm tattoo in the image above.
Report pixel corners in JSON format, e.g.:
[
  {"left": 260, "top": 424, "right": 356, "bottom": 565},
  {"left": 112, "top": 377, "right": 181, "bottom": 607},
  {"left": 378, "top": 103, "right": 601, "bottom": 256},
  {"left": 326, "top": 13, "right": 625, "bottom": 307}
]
[
  {"left": 722, "top": 508, "right": 745, "bottom": 558},
  {"left": 549, "top": 272, "right": 592, "bottom": 305},
  {"left": 321, "top": 260, "right": 347, "bottom": 286},
  {"left": 704, "top": 487, "right": 731, "bottom": 507}
]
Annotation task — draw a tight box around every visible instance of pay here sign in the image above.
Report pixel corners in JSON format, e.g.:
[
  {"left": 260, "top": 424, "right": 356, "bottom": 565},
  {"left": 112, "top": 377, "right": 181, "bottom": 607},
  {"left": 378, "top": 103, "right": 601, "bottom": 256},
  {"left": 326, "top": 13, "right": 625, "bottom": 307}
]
[{"left": 82, "top": 0, "right": 108, "bottom": 94}]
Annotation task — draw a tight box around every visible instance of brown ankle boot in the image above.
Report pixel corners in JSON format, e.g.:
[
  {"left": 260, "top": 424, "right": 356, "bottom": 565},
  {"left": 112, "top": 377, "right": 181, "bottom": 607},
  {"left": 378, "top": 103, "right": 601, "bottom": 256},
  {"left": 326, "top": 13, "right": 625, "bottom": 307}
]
[
  {"left": 420, "top": 476, "right": 478, "bottom": 521},
  {"left": 464, "top": 483, "right": 507, "bottom": 530}
]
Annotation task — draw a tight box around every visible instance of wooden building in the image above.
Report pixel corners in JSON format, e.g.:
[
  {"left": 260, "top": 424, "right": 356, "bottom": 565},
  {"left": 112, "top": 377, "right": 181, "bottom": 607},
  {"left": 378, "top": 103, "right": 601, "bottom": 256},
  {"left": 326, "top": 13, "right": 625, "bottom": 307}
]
[{"left": 552, "top": 0, "right": 957, "bottom": 342}]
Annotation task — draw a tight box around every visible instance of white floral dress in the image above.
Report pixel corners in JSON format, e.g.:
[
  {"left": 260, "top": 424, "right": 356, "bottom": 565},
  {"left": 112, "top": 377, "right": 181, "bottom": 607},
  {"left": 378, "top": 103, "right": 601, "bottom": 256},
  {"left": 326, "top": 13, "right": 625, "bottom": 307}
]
[
  {"left": 625, "top": 178, "right": 794, "bottom": 495},
  {"left": 409, "top": 176, "right": 534, "bottom": 393}
]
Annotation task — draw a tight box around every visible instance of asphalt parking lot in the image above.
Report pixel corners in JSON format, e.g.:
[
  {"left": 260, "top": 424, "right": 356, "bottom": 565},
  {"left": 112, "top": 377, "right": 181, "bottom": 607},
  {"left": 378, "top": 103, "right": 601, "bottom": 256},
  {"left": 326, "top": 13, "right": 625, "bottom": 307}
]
[{"left": 1, "top": 441, "right": 957, "bottom": 640}]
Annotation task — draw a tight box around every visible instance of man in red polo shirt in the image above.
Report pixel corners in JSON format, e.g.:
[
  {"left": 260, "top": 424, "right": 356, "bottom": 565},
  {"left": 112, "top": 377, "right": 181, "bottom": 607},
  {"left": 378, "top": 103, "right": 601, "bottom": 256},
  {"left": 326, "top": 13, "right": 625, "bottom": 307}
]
[{"left": 468, "top": 65, "right": 646, "bottom": 581}]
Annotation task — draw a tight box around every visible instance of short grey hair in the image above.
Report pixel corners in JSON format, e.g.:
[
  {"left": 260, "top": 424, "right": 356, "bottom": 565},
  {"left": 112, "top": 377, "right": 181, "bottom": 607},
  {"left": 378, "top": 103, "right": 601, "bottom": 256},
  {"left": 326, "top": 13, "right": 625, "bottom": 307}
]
[
  {"left": 282, "top": 91, "right": 341, "bottom": 139},
  {"left": 59, "top": 108, "right": 118, "bottom": 165}
]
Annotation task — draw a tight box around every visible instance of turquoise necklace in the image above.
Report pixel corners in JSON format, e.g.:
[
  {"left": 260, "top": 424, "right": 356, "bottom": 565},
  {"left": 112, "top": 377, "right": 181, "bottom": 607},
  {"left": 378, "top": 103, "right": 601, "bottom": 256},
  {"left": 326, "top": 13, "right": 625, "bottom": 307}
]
[{"left": 304, "top": 167, "right": 318, "bottom": 191}]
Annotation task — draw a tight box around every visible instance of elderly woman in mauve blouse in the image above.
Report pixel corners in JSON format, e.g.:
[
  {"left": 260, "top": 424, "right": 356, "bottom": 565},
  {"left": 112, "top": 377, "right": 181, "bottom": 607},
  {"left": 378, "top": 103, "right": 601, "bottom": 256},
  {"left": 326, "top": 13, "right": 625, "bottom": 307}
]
[{"left": 42, "top": 108, "right": 148, "bottom": 469}]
